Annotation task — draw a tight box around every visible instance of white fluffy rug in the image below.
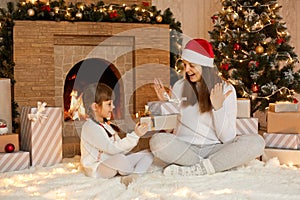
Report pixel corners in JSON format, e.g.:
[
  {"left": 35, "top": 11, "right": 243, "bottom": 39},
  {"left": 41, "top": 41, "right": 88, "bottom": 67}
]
[{"left": 1, "top": 156, "right": 300, "bottom": 200}]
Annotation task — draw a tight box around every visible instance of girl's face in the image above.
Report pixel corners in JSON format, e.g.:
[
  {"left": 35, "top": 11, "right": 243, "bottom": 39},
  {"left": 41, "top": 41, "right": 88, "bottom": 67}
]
[
  {"left": 94, "top": 100, "right": 115, "bottom": 123},
  {"left": 183, "top": 60, "right": 202, "bottom": 82}
]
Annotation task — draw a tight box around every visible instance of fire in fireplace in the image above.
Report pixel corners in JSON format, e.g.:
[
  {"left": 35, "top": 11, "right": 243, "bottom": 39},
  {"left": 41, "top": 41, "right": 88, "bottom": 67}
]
[{"left": 63, "top": 58, "right": 123, "bottom": 121}]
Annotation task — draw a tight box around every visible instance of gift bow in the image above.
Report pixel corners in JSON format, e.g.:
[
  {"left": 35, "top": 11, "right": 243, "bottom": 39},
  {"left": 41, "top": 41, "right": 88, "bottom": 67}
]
[{"left": 28, "top": 102, "right": 48, "bottom": 122}]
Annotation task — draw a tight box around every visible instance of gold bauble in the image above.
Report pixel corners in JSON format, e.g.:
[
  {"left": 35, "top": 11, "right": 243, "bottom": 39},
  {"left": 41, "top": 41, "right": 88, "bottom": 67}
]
[
  {"left": 75, "top": 12, "right": 83, "bottom": 19},
  {"left": 27, "top": 9, "right": 35, "bottom": 17},
  {"left": 156, "top": 15, "right": 163, "bottom": 23},
  {"left": 255, "top": 45, "right": 264, "bottom": 54},
  {"left": 230, "top": 13, "right": 239, "bottom": 21},
  {"left": 175, "top": 59, "right": 185, "bottom": 73}
]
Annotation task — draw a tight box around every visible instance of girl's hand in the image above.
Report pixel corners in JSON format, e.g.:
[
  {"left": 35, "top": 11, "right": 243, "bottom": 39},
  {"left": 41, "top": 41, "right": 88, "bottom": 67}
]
[
  {"left": 134, "top": 122, "right": 149, "bottom": 137},
  {"left": 210, "top": 83, "right": 232, "bottom": 110},
  {"left": 154, "top": 79, "right": 171, "bottom": 101}
]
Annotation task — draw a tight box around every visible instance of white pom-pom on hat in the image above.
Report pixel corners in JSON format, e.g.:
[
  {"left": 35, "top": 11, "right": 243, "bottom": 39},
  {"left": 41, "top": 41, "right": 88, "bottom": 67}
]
[{"left": 181, "top": 39, "right": 214, "bottom": 67}]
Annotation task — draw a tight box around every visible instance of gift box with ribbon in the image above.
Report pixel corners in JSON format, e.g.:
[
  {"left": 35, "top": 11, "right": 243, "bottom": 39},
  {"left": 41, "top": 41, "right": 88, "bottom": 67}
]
[
  {"left": 140, "top": 114, "right": 178, "bottom": 131},
  {"left": 237, "top": 98, "right": 251, "bottom": 118},
  {"left": 236, "top": 118, "right": 258, "bottom": 135},
  {"left": 267, "top": 111, "right": 300, "bottom": 133},
  {"left": 263, "top": 132, "right": 300, "bottom": 150},
  {"left": 269, "top": 102, "right": 299, "bottom": 112},
  {"left": 0, "top": 133, "right": 19, "bottom": 153},
  {"left": 0, "top": 151, "right": 30, "bottom": 172},
  {"left": 20, "top": 102, "right": 62, "bottom": 167}
]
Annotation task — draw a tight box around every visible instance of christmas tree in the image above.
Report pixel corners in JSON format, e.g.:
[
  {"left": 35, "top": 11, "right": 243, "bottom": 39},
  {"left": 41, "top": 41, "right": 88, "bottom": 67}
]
[{"left": 209, "top": 0, "right": 300, "bottom": 114}]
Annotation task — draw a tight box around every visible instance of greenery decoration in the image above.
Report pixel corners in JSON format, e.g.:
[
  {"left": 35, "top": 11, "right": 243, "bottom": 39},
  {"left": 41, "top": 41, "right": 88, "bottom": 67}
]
[{"left": 209, "top": 0, "right": 300, "bottom": 114}]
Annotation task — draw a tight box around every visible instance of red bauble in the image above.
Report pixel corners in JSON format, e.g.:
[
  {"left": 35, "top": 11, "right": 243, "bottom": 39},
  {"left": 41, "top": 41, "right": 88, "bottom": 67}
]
[
  {"left": 276, "top": 38, "right": 285, "bottom": 44},
  {"left": 251, "top": 84, "right": 259, "bottom": 93},
  {"left": 211, "top": 15, "right": 218, "bottom": 23},
  {"left": 5, "top": 143, "right": 15, "bottom": 153},
  {"left": 220, "top": 63, "right": 230, "bottom": 71},
  {"left": 234, "top": 43, "right": 242, "bottom": 51},
  {"left": 293, "top": 98, "right": 299, "bottom": 104}
]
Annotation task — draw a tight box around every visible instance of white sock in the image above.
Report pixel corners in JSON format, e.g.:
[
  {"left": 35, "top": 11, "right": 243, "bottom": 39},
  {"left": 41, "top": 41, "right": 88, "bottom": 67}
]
[
  {"left": 163, "top": 159, "right": 215, "bottom": 176},
  {"left": 202, "top": 159, "right": 215, "bottom": 174}
]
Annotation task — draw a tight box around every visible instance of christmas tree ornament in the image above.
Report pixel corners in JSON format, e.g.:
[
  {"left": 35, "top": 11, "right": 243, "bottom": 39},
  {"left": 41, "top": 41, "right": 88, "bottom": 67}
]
[
  {"left": 230, "top": 13, "right": 239, "bottom": 21},
  {"left": 75, "top": 12, "right": 83, "bottom": 19},
  {"left": 175, "top": 59, "right": 185, "bottom": 73},
  {"left": 0, "top": 119, "right": 8, "bottom": 135},
  {"left": 156, "top": 15, "right": 163, "bottom": 23},
  {"left": 276, "top": 38, "right": 285, "bottom": 44},
  {"left": 5, "top": 143, "right": 15, "bottom": 153},
  {"left": 220, "top": 63, "right": 229, "bottom": 71},
  {"left": 54, "top": 7, "right": 60, "bottom": 14},
  {"left": 211, "top": 15, "right": 218, "bottom": 23},
  {"left": 234, "top": 43, "right": 242, "bottom": 51},
  {"left": 27, "top": 8, "right": 35, "bottom": 17},
  {"left": 255, "top": 45, "right": 264, "bottom": 54},
  {"left": 252, "top": 83, "right": 260, "bottom": 93}
]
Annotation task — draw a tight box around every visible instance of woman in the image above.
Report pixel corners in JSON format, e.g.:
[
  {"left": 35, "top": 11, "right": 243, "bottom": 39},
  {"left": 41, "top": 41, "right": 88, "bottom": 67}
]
[{"left": 150, "top": 39, "right": 265, "bottom": 176}]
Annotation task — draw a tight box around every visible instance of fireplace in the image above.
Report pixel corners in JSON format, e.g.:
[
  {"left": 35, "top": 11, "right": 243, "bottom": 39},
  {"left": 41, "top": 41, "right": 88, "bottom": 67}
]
[
  {"left": 13, "top": 21, "right": 171, "bottom": 157},
  {"left": 63, "top": 58, "right": 123, "bottom": 121}
]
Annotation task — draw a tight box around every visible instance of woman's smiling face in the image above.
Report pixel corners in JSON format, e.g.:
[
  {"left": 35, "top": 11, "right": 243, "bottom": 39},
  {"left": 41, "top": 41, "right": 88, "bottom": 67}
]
[{"left": 183, "top": 60, "right": 202, "bottom": 82}]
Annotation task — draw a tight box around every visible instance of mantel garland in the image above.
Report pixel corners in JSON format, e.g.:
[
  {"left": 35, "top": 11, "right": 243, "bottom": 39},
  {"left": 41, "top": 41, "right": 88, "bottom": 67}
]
[{"left": 0, "top": 0, "right": 183, "bottom": 131}]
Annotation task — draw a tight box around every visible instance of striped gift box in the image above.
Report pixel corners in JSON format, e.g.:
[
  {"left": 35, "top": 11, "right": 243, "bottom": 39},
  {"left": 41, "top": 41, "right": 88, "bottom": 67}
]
[
  {"left": 20, "top": 107, "right": 62, "bottom": 167},
  {"left": 236, "top": 118, "right": 258, "bottom": 135},
  {"left": 263, "top": 132, "right": 300, "bottom": 149},
  {"left": 0, "top": 151, "right": 30, "bottom": 172}
]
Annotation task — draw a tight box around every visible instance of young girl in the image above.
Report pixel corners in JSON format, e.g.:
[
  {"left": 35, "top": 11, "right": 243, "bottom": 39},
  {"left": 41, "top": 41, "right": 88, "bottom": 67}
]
[
  {"left": 150, "top": 39, "right": 265, "bottom": 176},
  {"left": 80, "top": 83, "right": 153, "bottom": 180}
]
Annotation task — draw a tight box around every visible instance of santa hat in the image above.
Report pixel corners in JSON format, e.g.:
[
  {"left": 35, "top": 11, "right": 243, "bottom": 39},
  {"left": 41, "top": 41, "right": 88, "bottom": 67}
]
[{"left": 181, "top": 39, "right": 214, "bottom": 67}]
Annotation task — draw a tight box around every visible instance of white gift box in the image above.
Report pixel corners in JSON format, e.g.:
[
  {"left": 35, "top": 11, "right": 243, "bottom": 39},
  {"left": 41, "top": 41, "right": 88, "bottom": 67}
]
[
  {"left": 20, "top": 106, "right": 62, "bottom": 167},
  {"left": 237, "top": 98, "right": 251, "bottom": 118},
  {"left": 263, "top": 132, "right": 300, "bottom": 149},
  {"left": 263, "top": 148, "right": 300, "bottom": 166},
  {"left": 0, "top": 78, "right": 12, "bottom": 133},
  {"left": 236, "top": 118, "right": 258, "bottom": 135},
  {"left": 269, "top": 102, "right": 299, "bottom": 112},
  {"left": 140, "top": 114, "right": 177, "bottom": 131},
  {"left": 147, "top": 101, "right": 180, "bottom": 115},
  {"left": 0, "top": 151, "right": 30, "bottom": 172}
]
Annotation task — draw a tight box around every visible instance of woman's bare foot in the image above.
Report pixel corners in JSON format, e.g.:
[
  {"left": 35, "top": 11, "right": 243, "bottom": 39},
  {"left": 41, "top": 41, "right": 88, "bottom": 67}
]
[{"left": 120, "top": 173, "right": 139, "bottom": 188}]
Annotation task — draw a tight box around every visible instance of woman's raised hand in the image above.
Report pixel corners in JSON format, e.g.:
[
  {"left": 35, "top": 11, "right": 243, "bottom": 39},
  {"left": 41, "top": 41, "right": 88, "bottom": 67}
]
[
  {"left": 210, "top": 83, "right": 232, "bottom": 110},
  {"left": 154, "top": 79, "right": 170, "bottom": 101}
]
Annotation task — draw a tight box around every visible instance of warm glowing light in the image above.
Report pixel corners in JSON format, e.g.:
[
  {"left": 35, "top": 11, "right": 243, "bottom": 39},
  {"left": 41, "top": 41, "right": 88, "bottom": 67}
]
[
  {"left": 173, "top": 187, "right": 190, "bottom": 197},
  {"left": 67, "top": 90, "right": 86, "bottom": 120},
  {"left": 210, "top": 188, "right": 233, "bottom": 195}
]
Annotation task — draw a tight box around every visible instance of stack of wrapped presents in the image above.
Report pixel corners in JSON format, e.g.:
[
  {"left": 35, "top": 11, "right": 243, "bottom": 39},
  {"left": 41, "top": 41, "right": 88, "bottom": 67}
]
[
  {"left": 0, "top": 91, "right": 63, "bottom": 172},
  {"left": 0, "top": 132, "right": 30, "bottom": 173},
  {"left": 236, "top": 98, "right": 259, "bottom": 136},
  {"left": 0, "top": 78, "right": 30, "bottom": 173},
  {"left": 262, "top": 102, "right": 300, "bottom": 166}
]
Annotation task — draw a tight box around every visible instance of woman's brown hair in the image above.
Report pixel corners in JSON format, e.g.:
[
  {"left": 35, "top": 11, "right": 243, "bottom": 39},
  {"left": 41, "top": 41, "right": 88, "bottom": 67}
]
[{"left": 182, "top": 66, "right": 222, "bottom": 113}]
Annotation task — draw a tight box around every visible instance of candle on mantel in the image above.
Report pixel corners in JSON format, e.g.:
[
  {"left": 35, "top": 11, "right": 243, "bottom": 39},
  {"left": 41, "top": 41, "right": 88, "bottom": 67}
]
[{"left": 0, "top": 78, "right": 12, "bottom": 133}]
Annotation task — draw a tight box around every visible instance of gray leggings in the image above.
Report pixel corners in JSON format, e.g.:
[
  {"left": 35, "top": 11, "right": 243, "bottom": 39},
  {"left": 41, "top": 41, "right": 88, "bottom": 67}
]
[{"left": 149, "top": 133, "right": 265, "bottom": 172}]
